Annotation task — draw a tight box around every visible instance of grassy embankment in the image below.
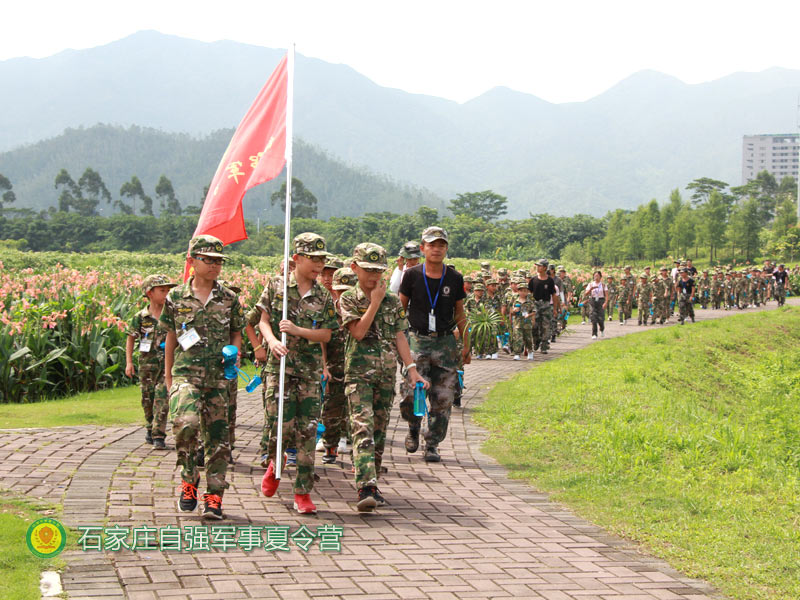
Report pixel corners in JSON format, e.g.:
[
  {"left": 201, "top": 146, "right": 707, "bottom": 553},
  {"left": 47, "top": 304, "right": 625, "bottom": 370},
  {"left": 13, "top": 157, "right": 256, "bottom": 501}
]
[{"left": 474, "top": 306, "right": 800, "bottom": 600}]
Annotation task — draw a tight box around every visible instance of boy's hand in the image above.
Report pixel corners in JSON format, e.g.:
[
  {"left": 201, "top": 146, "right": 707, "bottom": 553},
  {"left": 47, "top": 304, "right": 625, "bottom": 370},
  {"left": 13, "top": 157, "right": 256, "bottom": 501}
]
[
  {"left": 254, "top": 346, "right": 267, "bottom": 364},
  {"left": 278, "top": 319, "right": 299, "bottom": 336},
  {"left": 269, "top": 339, "right": 289, "bottom": 358},
  {"left": 125, "top": 363, "right": 135, "bottom": 377},
  {"left": 408, "top": 369, "right": 430, "bottom": 390},
  {"left": 322, "top": 367, "right": 332, "bottom": 382},
  {"left": 371, "top": 280, "right": 387, "bottom": 305}
]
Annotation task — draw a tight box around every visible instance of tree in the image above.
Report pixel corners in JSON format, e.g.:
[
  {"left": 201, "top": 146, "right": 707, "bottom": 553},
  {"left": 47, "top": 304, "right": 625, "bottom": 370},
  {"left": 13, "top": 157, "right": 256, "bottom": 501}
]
[
  {"left": 448, "top": 190, "right": 508, "bottom": 221},
  {"left": 54, "top": 169, "right": 80, "bottom": 213},
  {"left": 270, "top": 177, "right": 318, "bottom": 219},
  {"left": 699, "top": 190, "right": 727, "bottom": 261},
  {"left": 77, "top": 167, "right": 111, "bottom": 216},
  {"left": 726, "top": 198, "right": 761, "bottom": 260},
  {"left": 0, "top": 173, "right": 16, "bottom": 215},
  {"left": 119, "top": 176, "right": 153, "bottom": 216},
  {"left": 155, "top": 175, "right": 182, "bottom": 216},
  {"left": 670, "top": 205, "right": 695, "bottom": 259},
  {"left": 686, "top": 177, "right": 730, "bottom": 206}
]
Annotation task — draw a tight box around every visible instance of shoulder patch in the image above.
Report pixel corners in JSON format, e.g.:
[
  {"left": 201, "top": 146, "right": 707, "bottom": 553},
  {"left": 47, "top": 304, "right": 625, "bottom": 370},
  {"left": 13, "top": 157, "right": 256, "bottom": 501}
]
[{"left": 178, "top": 306, "right": 193, "bottom": 314}]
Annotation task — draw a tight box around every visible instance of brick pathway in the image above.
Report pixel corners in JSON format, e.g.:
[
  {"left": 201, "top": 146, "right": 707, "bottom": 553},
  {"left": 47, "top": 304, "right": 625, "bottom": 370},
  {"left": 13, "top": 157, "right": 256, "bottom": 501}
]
[{"left": 7, "top": 300, "right": 794, "bottom": 599}]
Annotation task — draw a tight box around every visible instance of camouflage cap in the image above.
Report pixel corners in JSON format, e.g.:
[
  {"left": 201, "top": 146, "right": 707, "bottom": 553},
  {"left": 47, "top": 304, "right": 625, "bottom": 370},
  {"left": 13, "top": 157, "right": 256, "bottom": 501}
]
[
  {"left": 399, "top": 240, "right": 422, "bottom": 259},
  {"left": 620, "top": 274, "right": 628, "bottom": 280},
  {"left": 189, "top": 234, "right": 226, "bottom": 258},
  {"left": 473, "top": 282, "right": 486, "bottom": 291},
  {"left": 324, "top": 255, "right": 344, "bottom": 270},
  {"left": 624, "top": 265, "right": 633, "bottom": 270},
  {"left": 480, "top": 261, "right": 491, "bottom": 269},
  {"left": 702, "top": 269, "right": 709, "bottom": 273},
  {"left": 659, "top": 266, "right": 669, "bottom": 272},
  {"left": 421, "top": 226, "right": 449, "bottom": 244},
  {"left": 142, "top": 274, "right": 177, "bottom": 296},
  {"left": 537, "top": 258, "right": 549, "bottom": 267},
  {"left": 639, "top": 273, "right": 648, "bottom": 279},
  {"left": 557, "top": 265, "right": 565, "bottom": 272},
  {"left": 294, "top": 232, "right": 329, "bottom": 256},
  {"left": 352, "top": 242, "right": 388, "bottom": 270},
  {"left": 644, "top": 265, "right": 652, "bottom": 270},
  {"left": 332, "top": 267, "right": 358, "bottom": 290},
  {"left": 516, "top": 269, "right": 528, "bottom": 277},
  {"left": 497, "top": 268, "right": 509, "bottom": 277},
  {"left": 680, "top": 267, "right": 689, "bottom": 273},
  {"left": 486, "top": 278, "right": 498, "bottom": 285},
  {"left": 516, "top": 280, "right": 529, "bottom": 289}
]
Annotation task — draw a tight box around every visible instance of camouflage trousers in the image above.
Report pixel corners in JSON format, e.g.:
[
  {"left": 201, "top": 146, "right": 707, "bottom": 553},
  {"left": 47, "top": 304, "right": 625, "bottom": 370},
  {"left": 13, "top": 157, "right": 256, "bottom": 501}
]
[
  {"left": 400, "top": 331, "right": 459, "bottom": 448},
  {"left": 511, "top": 323, "right": 533, "bottom": 354},
  {"left": 580, "top": 302, "right": 591, "bottom": 321},
  {"left": 776, "top": 282, "right": 786, "bottom": 306},
  {"left": 654, "top": 297, "right": 669, "bottom": 322},
  {"left": 636, "top": 298, "right": 651, "bottom": 324},
  {"left": 227, "top": 379, "right": 237, "bottom": 448},
  {"left": 532, "top": 301, "right": 553, "bottom": 351},
  {"left": 140, "top": 364, "right": 168, "bottom": 440},
  {"left": 347, "top": 377, "right": 393, "bottom": 489},
  {"left": 321, "top": 377, "right": 349, "bottom": 449},
  {"left": 678, "top": 294, "right": 695, "bottom": 322},
  {"left": 712, "top": 291, "right": 723, "bottom": 309},
  {"left": 170, "top": 379, "right": 230, "bottom": 495},
  {"left": 606, "top": 295, "right": 617, "bottom": 319},
  {"left": 262, "top": 373, "right": 320, "bottom": 495},
  {"left": 621, "top": 297, "right": 633, "bottom": 320}
]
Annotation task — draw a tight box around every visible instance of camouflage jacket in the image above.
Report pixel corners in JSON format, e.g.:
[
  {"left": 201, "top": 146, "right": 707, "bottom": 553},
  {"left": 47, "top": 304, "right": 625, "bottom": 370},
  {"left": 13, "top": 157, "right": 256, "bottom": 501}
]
[
  {"left": 636, "top": 283, "right": 653, "bottom": 303},
  {"left": 560, "top": 276, "right": 574, "bottom": 296},
  {"left": 339, "top": 286, "right": 408, "bottom": 382},
  {"left": 326, "top": 299, "right": 347, "bottom": 380},
  {"left": 160, "top": 278, "right": 245, "bottom": 388},
  {"left": 128, "top": 307, "right": 167, "bottom": 370},
  {"left": 510, "top": 297, "right": 535, "bottom": 328},
  {"left": 483, "top": 293, "right": 503, "bottom": 314},
  {"left": 255, "top": 273, "right": 338, "bottom": 378},
  {"left": 464, "top": 294, "right": 484, "bottom": 315}
]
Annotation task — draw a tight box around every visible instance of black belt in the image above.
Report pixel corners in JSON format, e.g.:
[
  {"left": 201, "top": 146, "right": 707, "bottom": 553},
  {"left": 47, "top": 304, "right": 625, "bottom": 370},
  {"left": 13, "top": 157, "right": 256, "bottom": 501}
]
[{"left": 409, "top": 328, "right": 454, "bottom": 338}]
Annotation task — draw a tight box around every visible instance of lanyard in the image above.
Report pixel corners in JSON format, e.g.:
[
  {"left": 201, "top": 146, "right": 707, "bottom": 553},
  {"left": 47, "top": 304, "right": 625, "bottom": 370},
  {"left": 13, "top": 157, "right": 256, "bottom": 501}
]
[{"left": 422, "top": 264, "right": 446, "bottom": 313}]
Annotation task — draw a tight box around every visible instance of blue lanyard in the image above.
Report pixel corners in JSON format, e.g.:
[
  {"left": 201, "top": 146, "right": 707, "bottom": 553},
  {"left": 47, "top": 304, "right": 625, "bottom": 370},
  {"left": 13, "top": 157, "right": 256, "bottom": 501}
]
[{"left": 422, "top": 264, "right": 445, "bottom": 313}]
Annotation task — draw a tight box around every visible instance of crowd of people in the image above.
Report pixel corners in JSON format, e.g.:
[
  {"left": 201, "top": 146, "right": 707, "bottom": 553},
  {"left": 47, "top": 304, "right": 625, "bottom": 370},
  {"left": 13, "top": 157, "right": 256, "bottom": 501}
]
[{"left": 124, "top": 229, "right": 794, "bottom": 520}]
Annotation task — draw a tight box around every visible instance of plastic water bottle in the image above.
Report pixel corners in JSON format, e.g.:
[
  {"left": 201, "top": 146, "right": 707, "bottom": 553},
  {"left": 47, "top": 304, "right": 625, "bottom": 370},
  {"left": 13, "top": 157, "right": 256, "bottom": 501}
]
[
  {"left": 316, "top": 421, "right": 325, "bottom": 442},
  {"left": 222, "top": 345, "right": 238, "bottom": 380},
  {"left": 413, "top": 382, "right": 426, "bottom": 417},
  {"left": 456, "top": 369, "right": 465, "bottom": 391}
]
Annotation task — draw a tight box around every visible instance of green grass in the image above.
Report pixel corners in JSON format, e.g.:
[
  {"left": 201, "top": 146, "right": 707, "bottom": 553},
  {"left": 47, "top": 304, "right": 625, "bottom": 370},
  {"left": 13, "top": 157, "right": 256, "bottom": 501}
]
[
  {"left": 474, "top": 307, "right": 800, "bottom": 600},
  {"left": 0, "top": 496, "right": 67, "bottom": 600},
  {"left": 0, "top": 362, "right": 261, "bottom": 429}
]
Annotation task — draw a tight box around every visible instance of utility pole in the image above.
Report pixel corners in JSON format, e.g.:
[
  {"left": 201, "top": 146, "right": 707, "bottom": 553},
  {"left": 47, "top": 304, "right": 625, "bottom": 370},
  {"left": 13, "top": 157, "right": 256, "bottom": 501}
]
[{"left": 797, "top": 96, "right": 800, "bottom": 219}]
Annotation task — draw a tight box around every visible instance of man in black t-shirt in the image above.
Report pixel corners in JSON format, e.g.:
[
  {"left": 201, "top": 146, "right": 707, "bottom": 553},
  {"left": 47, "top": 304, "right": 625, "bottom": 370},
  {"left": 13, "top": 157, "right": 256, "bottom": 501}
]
[
  {"left": 774, "top": 263, "right": 790, "bottom": 306},
  {"left": 527, "top": 259, "right": 558, "bottom": 353},
  {"left": 398, "top": 226, "right": 470, "bottom": 463},
  {"left": 675, "top": 268, "right": 696, "bottom": 324}
]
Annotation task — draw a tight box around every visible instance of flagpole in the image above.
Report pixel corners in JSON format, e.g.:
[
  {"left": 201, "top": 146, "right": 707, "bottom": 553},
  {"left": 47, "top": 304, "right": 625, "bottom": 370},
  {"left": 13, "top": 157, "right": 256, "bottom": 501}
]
[{"left": 276, "top": 44, "right": 294, "bottom": 481}]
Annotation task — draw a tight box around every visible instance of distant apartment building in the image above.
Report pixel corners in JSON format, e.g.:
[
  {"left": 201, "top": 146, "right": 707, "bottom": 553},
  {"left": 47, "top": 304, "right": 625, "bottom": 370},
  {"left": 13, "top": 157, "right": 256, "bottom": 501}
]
[{"left": 742, "top": 133, "right": 799, "bottom": 184}]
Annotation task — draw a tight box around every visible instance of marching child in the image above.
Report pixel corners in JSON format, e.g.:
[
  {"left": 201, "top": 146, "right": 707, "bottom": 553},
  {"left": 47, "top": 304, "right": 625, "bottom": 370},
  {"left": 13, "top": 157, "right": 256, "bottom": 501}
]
[{"left": 125, "top": 274, "right": 176, "bottom": 449}]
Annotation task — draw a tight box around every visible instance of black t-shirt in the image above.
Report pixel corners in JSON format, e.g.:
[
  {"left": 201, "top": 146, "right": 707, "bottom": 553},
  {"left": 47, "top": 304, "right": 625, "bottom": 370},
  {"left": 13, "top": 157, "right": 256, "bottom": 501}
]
[
  {"left": 687, "top": 266, "right": 698, "bottom": 276},
  {"left": 528, "top": 276, "right": 556, "bottom": 301},
  {"left": 677, "top": 277, "right": 695, "bottom": 297},
  {"left": 399, "top": 264, "right": 466, "bottom": 333},
  {"left": 774, "top": 270, "right": 788, "bottom": 285}
]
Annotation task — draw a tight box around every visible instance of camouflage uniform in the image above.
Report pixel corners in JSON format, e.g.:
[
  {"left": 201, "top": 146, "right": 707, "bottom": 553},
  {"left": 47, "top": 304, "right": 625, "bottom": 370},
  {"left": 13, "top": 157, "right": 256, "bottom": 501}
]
[
  {"left": 617, "top": 278, "right": 631, "bottom": 322},
  {"left": 711, "top": 274, "right": 723, "bottom": 309},
  {"left": 321, "top": 268, "right": 357, "bottom": 450},
  {"left": 676, "top": 277, "right": 696, "bottom": 323},
  {"left": 256, "top": 271, "right": 338, "bottom": 495},
  {"left": 559, "top": 272, "right": 574, "bottom": 331},
  {"left": 128, "top": 306, "right": 169, "bottom": 440},
  {"left": 622, "top": 268, "right": 635, "bottom": 320},
  {"left": 161, "top": 277, "right": 244, "bottom": 497},
  {"left": 339, "top": 256, "right": 408, "bottom": 490},
  {"left": 635, "top": 277, "right": 652, "bottom": 325},
  {"left": 606, "top": 280, "right": 618, "bottom": 320},
  {"left": 697, "top": 273, "right": 711, "bottom": 308},
  {"left": 650, "top": 276, "right": 666, "bottom": 325},
  {"left": 510, "top": 294, "right": 534, "bottom": 354}
]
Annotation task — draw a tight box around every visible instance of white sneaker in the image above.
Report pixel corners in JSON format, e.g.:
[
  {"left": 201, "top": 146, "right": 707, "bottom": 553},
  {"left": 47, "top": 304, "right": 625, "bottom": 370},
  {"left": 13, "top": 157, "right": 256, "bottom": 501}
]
[
  {"left": 600, "top": 331, "right": 605, "bottom": 338},
  {"left": 491, "top": 353, "right": 499, "bottom": 360},
  {"left": 591, "top": 335, "right": 597, "bottom": 340},
  {"left": 527, "top": 352, "right": 534, "bottom": 360},
  {"left": 315, "top": 439, "right": 325, "bottom": 452},
  {"left": 621, "top": 320, "right": 626, "bottom": 325},
  {"left": 337, "top": 437, "right": 348, "bottom": 454},
  {"left": 581, "top": 320, "right": 586, "bottom": 325},
  {"left": 477, "top": 354, "right": 484, "bottom": 360},
  {"left": 513, "top": 355, "right": 520, "bottom": 361}
]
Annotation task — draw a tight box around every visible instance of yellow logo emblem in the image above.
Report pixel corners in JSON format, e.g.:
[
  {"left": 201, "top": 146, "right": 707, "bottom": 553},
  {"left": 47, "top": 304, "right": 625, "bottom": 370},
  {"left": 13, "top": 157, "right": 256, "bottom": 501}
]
[
  {"left": 27, "top": 518, "right": 67, "bottom": 559},
  {"left": 368, "top": 252, "right": 379, "bottom": 262},
  {"left": 315, "top": 240, "right": 325, "bottom": 250}
]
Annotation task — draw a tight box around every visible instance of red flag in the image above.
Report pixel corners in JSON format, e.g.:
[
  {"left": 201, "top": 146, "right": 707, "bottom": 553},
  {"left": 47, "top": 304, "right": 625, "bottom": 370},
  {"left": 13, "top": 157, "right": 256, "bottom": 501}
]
[{"left": 185, "top": 54, "right": 288, "bottom": 279}]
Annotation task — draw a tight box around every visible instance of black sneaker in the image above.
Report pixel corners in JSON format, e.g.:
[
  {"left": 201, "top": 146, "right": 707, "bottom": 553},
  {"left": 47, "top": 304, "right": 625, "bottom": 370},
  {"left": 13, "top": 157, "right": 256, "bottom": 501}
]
[
  {"left": 373, "top": 488, "right": 387, "bottom": 507},
  {"left": 178, "top": 477, "right": 199, "bottom": 512},
  {"left": 145, "top": 430, "right": 153, "bottom": 444},
  {"left": 405, "top": 426, "right": 420, "bottom": 453},
  {"left": 452, "top": 395, "right": 461, "bottom": 408},
  {"left": 423, "top": 446, "right": 441, "bottom": 462},
  {"left": 202, "top": 493, "right": 223, "bottom": 519},
  {"left": 153, "top": 438, "right": 166, "bottom": 450},
  {"left": 356, "top": 486, "right": 377, "bottom": 512},
  {"left": 196, "top": 446, "right": 205, "bottom": 468},
  {"left": 321, "top": 447, "right": 337, "bottom": 464}
]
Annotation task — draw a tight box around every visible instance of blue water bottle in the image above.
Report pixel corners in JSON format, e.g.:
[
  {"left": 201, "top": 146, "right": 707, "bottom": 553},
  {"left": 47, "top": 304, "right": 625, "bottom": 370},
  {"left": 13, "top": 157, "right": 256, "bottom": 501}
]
[
  {"left": 413, "top": 382, "right": 427, "bottom": 417},
  {"left": 222, "top": 345, "right": 238, "bottom": 380},
  {"left": 456, "top": 369, "right": 465, "bottom": 391}
]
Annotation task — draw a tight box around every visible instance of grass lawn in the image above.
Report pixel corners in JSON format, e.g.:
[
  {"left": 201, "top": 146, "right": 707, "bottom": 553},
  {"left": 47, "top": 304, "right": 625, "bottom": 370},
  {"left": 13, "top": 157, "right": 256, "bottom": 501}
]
[
  {"left": 474, "top": 306, "right": 800, "bottom": 600},
  {"left": 0, "top": 496, "right": 66, "bottom": 600},
  {"left": 0, "top": 363, "right": 260, "bottom": 429}
]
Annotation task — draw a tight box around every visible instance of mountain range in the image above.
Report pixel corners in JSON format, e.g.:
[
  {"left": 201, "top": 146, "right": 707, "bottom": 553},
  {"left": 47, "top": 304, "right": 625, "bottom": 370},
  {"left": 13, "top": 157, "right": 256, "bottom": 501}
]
[{"left": 1, "top": 30, "right": 799, "bottom": 217}]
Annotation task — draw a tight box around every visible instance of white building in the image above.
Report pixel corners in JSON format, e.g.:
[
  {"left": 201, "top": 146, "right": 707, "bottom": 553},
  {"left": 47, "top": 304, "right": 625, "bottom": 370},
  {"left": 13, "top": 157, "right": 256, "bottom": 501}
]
[{"left": 742, "top": 134, "right": 799, "bottom": 184}]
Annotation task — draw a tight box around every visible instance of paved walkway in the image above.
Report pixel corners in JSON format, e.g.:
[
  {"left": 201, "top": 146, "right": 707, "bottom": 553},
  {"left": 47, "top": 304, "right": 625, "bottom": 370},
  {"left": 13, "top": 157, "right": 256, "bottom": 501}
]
[{"left": 5, "top": 300, "right": 795, "bottom": 599}]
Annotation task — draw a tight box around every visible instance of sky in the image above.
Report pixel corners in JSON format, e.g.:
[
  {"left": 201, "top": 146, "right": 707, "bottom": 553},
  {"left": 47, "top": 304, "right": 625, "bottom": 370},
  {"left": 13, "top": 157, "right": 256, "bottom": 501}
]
[{"left": 3, "top": 0, "right": 800, "bottom": 104}]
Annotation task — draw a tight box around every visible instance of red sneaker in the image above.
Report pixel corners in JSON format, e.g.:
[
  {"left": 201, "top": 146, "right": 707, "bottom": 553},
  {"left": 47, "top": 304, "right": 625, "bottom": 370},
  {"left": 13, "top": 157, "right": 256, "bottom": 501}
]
[
  {"left": 293, "top": 493, "right": 317, "bottom": 514},
  {"left": 261, "top": 461, "right": 279, "bottom": 497}
]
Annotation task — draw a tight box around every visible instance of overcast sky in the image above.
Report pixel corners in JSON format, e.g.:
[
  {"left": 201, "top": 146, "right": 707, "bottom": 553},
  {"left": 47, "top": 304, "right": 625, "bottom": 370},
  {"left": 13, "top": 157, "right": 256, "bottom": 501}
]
[{"left": 3, "top": 0, "right": 800, "bottom": 104}]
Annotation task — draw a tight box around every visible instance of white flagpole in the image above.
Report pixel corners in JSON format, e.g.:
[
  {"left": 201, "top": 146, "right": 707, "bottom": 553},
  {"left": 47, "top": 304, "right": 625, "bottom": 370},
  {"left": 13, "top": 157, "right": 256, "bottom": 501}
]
[{"left": 276, "top": 44, "right": 294, "bottom": 481}]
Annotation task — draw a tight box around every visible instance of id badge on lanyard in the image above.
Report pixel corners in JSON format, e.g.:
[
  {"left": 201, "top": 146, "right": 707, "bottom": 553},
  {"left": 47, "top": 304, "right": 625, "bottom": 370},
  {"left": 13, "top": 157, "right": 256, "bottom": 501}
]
[
  {"left": 177, "top": 324, "right": 201, "bottom": 350},
  {"left": 139, "top": 334, "right": 152, "bottom": 353},
  {"left": 428, "top": 311, "right": 436, "bottom": 332},
  {"left": 423, "top": 264, "right": 446, "bottom": 333}
]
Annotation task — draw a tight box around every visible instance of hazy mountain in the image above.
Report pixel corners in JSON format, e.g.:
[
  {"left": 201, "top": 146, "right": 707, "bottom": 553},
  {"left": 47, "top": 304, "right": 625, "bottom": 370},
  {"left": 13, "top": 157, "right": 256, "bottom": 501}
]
[
  {"left": 1, "top": 30, "right": 799, "bottom": 216},
  {"left": 0, "top": 125, "right": 446, "bottom": 220}
]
